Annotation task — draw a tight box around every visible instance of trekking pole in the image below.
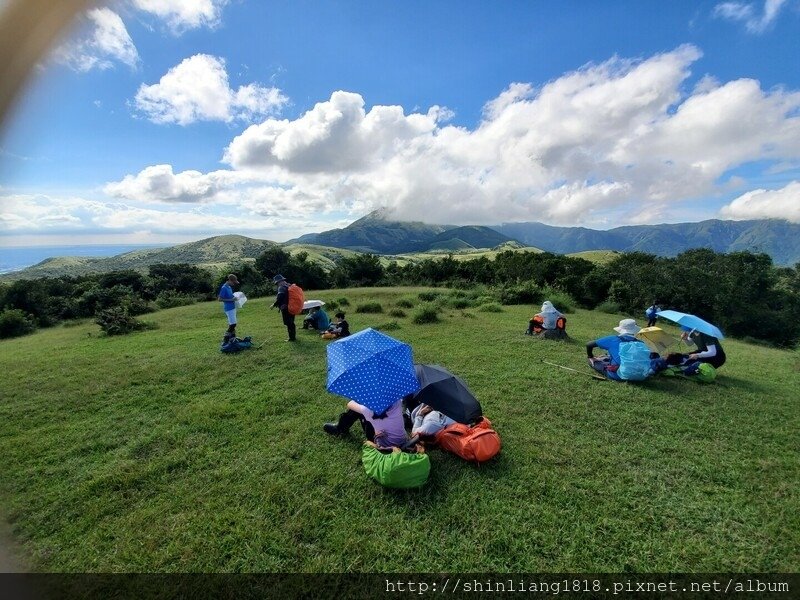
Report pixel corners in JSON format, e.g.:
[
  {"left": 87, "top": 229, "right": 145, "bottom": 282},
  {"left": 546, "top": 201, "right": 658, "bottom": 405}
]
[{"left": 542, "top": 360, "right": 607, "bottom": 381}]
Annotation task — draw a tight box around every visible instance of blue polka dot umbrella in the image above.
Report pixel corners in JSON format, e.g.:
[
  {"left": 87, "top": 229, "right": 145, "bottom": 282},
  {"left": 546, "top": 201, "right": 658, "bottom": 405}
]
[{"left": 326, "top": 328, "right": 420, "bottom": 414}]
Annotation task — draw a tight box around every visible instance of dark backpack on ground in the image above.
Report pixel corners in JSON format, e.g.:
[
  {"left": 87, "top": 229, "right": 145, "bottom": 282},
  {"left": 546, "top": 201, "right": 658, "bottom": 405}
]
[{"left": 220, "top": 336, "right": 253, "bottom": 353}]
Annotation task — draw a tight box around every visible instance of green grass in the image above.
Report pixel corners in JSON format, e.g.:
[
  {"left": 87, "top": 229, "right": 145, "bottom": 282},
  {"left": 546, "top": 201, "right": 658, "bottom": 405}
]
[
  {"left": 0, "top": 287, "right": 798, "bottom": 572},
  {"left": 566, "top": 250, "right": 622, "bottom": 265}
]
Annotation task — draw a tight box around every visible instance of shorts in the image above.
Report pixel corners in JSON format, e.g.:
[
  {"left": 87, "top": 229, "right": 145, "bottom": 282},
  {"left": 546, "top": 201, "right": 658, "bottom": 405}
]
[{"left": 225, "top": 308, "right": 237, "bottom": 325}]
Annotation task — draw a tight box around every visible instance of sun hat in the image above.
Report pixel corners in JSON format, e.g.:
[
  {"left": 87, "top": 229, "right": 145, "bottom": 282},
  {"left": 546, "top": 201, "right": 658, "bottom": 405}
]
[
  {"left": 227, "top": 273, "right": 239, "bottom": 283},
  {"left": 541, "top": 300, "right": 557, "bottom": 313},
  {"left": 613, "top": 318, "right": 641, "bottom": 336},
  {"left": 272, "top": 274, "right": 286, "bottom": 283}
]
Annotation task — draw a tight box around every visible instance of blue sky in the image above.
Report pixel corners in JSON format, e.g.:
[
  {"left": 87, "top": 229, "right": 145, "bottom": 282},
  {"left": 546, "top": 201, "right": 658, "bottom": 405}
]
[{"left": 1, "top": 0, "right": 799, "bottom": 246}]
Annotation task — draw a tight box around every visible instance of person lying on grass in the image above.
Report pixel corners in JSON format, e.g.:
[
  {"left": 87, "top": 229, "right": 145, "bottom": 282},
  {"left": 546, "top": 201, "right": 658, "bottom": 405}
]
[
  {"left": 410, "top": 403, "right": 455, "bottom": 441},
  {"left": 324, "top": 398, "right": 407, "bottom": 449}
]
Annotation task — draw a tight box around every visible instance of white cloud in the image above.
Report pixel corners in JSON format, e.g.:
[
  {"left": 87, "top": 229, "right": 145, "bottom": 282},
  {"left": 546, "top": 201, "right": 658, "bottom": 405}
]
[
  {"left": 103, "top": 164, "right": 253, "bottom": 203},
  {"left": 132, "top": 0, "right": 228, "bottom": 34},
  {"left": 106, "top": 44, "right": 800, "bottom": 230},
  {"left": 720, "top": 181, "right": 800, "bottom": 221},
  {"left": 0, "top": 193, "right": 294, "bottom": 237},
  {"left": 53, "top": 7, "right": 138, "bottom": 72},
  {"left": 134, "top": 54, "right": 288, "bottom": 125},
  {"left": 713, "top": 0, "right": 789, "bottom": 33}
]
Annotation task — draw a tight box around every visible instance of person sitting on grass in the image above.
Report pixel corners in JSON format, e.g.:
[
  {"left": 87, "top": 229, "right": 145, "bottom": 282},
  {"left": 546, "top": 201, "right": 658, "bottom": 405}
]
[
  {"left": 667, "top": 326, "right": 727, "bottom": 369},
  {"left": 527, "top": 300, "right": 567, "bottom": 339},
  {"left": 323, "top": 398, "right": 408, "bottom": 449},
  {"left": 321, "top": 311, "right": 350, "bottom": 339},
  {"left": 302, "top": 306, "right": 330, "bottom": 331},
  {"left": 586, "top": 318, "right": 641, "bottom": 381}
]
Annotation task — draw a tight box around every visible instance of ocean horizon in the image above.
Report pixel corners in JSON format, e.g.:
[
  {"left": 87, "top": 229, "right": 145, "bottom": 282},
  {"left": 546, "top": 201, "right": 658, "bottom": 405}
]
[{"left": 0, "top": 244, "right": 171, "bottom": 274}]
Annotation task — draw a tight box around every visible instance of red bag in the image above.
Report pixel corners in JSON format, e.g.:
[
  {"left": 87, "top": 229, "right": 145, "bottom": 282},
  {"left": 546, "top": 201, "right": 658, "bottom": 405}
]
[
  {"left": 433, "top": 417, "right": 501, "bottom": 463},
  {"left": 287, "top": 284, "right": 305, "bottom": 315}
]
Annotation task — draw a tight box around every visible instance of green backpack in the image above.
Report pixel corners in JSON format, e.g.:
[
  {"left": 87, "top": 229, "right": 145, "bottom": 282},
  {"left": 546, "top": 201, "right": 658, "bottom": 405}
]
[
  {"left": 663, "top": 362, "right": 717, "bottom": 384},
  {"left": 362, "top": 445, "right": 430, "bottom": 489},
  {"left": 694, "top": 362, "right": 717, "bottom": 383}
]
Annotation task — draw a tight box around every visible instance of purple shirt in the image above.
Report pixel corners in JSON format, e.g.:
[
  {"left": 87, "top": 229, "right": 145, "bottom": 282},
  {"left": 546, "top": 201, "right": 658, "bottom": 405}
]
[{"left": 349, "top": 399, "right": 407, "bottom": 448}]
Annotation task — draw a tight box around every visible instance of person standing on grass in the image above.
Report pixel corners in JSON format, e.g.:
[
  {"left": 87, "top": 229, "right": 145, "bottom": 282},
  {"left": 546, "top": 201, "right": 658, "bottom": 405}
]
[
  {"left": 645, "top": 301, "right": 661, "bottom": 327},
  {"left": 271, "top": 274, "right": 296, "bottom": 342},
  {"left": 218, "top": 274, "right": 239, "bottom": 342}
]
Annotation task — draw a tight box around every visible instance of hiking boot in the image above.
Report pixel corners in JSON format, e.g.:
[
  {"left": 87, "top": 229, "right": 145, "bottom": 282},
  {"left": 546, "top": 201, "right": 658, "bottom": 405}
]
[{"left": 323, "top": 423, "right": 343, "bottom": 436}]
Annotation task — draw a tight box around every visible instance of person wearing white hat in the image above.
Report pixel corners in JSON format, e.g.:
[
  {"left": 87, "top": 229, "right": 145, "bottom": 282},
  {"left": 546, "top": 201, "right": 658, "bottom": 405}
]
[
  {"left": 526, "top": 300, "right": 567, "bottom": 337},
  {"left": 585, "top": 318, "right": 641, "bottom": 380}
]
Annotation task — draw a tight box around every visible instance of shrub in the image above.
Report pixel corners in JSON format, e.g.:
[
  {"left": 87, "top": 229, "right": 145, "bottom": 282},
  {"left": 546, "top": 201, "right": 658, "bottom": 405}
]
[
  {"left": 478, "top": 302, "right": 503, "bottom": 313},
  {"left": 396, "top": 298, "right": 414, "bottom": 308},
  {"left": 412, "top": 303, "right": 440, "bottom": 324},
  {"left": 336, "top": 297, "right": 350, "bottom": 306},
  {"left": 95, "top": 307, "right": 147, "bottom": 336},
  {"left": 418, "top": 291, "right": 442, "bottom": 302},
  {"left": 355, "top": 302, "right": 383, "bottom": 314},
  {"left": 448, "top": 297, "right": 474, "bottom": 309},
  {"left": 325, "top": 300, "right": 339, "bottom": 311},
  {"left": 155, "top": 291, "right": 197, "bottom": 309},
  {"left": 498, "top": 282, "right": 541, "bottom": 305},
  {"left": 388, "top": 308, "right": 407, "bottom": 318},
  {"left": 597, "top": 300, "right": 621, "bottom": 314},
  {"left": 539, "top": 287, "right": 576, "bottom": 314},
  {"left": 122, "top": 296, "right": 156, "bottom": 316},
  {"left": 0, "top": 309, "right": 36, "bottom": 339},
  {"left": 374, "top": 321, "right": 401, "bottom": 331}
]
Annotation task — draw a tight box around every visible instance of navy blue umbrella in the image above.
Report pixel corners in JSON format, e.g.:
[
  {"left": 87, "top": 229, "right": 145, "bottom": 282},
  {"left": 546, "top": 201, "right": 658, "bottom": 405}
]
[
  {"left": 409, "top": 364, "right": 482, "bottom": 425},
  {"left": 326, "top": 328, "right": 420, "bottom": 414}
]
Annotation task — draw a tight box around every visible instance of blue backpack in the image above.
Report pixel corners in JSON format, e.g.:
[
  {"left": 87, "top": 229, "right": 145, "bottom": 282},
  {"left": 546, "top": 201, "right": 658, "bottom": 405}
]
[
  {"left": 220, "top": 336, "right": 253, "bottom": 353},
  {"left": 617, "top": 341, "right": 653, "bottom": 381}
]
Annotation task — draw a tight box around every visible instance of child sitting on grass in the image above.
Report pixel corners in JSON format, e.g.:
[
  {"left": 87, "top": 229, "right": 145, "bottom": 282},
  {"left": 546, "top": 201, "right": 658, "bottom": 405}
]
[{"left": 321, "top": 311, "right": 350, "bottom": 339}]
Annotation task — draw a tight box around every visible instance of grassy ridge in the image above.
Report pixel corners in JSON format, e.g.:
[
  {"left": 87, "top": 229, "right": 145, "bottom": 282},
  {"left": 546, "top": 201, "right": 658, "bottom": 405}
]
[{"left": 0, "top": 287, "right": 798, "bottom": 572}]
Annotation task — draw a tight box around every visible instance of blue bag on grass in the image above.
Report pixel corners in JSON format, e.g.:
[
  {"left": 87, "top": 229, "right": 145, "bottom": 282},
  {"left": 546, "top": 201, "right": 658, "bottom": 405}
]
[{"left": 618, "top": 341, "right": 653, "bottom": 381}]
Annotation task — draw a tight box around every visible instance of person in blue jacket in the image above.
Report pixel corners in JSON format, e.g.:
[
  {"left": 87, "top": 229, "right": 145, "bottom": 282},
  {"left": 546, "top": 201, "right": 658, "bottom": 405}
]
[
  {"left": 217, "top": 273, "right": 239, "bottom": 342},
  {"left": 645, "top": 301, "right": 661, "bottom": 327},
  {"left": 586, "top": 318, "right": 641, "bottom": 381},
  {"left": 302, "top": 306, "right": 330, "bottom": 331}
]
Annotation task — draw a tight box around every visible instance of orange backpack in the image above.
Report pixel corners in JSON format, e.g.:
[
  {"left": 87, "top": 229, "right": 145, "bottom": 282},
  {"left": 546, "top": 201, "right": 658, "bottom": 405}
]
[
  {"left": 287, "top": 284, "right": 305, "bottom": 315},
  {"left": 433, "top": 417, "right": 501, "bottom": 464},
  {"left": 530, "top": 315, "right": 545, "bottom": 334}
]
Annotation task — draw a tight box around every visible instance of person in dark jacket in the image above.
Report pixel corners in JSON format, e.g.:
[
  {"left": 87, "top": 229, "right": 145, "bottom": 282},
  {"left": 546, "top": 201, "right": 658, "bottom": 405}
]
[
  {"left": 322, "top": 311, "right": 350, "bottom": 339},
  {"left": 271, "top": 274, "right": 296, "bottom": 341},
  {"left": 680, "top": 326, "right": 726, "bottom": 369}
]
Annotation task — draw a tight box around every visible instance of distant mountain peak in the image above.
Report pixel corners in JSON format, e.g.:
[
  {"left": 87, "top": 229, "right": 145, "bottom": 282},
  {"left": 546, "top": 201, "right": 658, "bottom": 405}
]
[{"left": 354, "top": 207, "right": 400, "bottom": 223}]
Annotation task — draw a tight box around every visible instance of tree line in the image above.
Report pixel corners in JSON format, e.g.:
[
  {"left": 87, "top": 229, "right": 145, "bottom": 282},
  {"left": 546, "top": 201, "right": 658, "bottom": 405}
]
[{"left": 1, "top": 247, "right": 798, "bottom": 347}]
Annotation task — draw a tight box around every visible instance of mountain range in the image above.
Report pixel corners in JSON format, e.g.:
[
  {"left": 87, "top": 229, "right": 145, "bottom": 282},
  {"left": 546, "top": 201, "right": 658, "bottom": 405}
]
[
  {"left": 4, "top": 213, "right": 799, "bottom": 280},
  {"left": 292, "top": 211, "right": 800, "bottom": 265}
]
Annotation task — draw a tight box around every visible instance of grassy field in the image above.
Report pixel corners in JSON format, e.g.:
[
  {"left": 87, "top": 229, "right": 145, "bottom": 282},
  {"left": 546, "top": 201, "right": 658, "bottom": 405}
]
[{"left": 0, "top": 287, "right": 798, "bottom": 572}]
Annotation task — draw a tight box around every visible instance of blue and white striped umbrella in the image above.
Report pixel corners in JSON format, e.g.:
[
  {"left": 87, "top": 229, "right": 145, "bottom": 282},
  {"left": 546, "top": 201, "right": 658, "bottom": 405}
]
[{"left": 326, "top": 328, "right": 420, "bottom": 414}]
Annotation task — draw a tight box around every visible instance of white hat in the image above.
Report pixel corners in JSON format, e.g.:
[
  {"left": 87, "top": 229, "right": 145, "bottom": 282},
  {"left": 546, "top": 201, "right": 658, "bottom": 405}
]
[
  {"left": 613, "top": 318, "right": 641, "bottom": 336},
  {"left": 540, "top": 300, "right": 557, "bottom": 313}
]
